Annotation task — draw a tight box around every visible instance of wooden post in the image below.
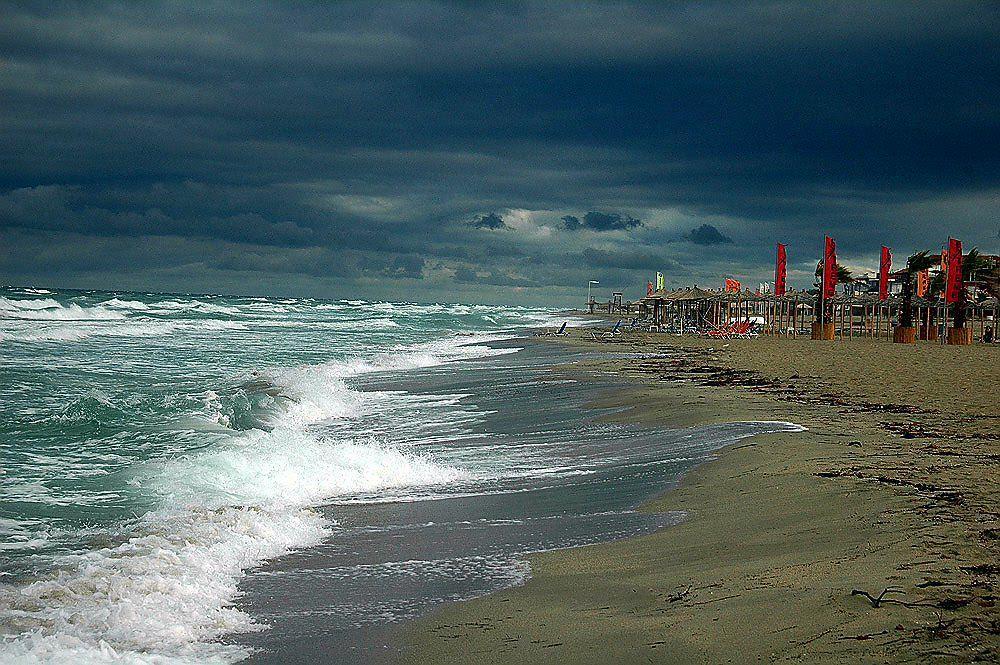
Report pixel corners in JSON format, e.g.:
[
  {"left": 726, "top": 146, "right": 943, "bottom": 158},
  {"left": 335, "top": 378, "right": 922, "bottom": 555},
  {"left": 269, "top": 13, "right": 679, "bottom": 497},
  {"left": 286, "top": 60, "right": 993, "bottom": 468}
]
[{"left": 792, "top": 296, "right": 797, "bottom": 337}]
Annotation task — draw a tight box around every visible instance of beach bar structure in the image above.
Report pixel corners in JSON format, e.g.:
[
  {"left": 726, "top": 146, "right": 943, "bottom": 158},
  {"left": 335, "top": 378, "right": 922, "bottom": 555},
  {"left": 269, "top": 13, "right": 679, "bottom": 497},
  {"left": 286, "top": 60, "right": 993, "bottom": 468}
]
[
  {"left": 639, "top": 287, "right": 717, "bottom": 333},
  {"left": 639, "top": 286, "right": 999, "bottom": 341},
  {"left": 776, "top": 293, "right": 997, "bottom": 341},
  {"left": 640, "top": 287, "right": 803, "bottom": 333}
]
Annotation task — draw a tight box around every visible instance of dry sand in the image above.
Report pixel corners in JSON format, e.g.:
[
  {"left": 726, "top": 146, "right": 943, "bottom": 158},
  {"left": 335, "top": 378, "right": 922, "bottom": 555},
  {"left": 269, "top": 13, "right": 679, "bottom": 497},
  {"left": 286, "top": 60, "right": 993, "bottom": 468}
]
[{"left": 399, "top": 329, "right": 998, "bottom": 663}]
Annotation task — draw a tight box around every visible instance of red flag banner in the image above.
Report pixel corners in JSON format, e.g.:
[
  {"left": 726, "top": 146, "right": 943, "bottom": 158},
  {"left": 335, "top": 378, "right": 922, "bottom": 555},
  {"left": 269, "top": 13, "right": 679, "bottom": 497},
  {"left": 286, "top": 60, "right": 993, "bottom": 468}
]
[
  {"left": 878, "top": 245, "right": 891, "bottom": 301},
  {"left": 724, "top": 278, "right": 741, "bottom": 293},
  {"left": 822, "top": 236, "right": 838, "bottom": 298},
  {"left": 646, "top": 281, "right": 653, "bottom": 296},
  {"left": 916, "top": 269, "right": 929, "bottom": 298},
  {"left": 774, "top": 243, "right": 787, "bottom": 296},
  {"left": 945, "top": 238, "right": 963, "bottom": 303}
]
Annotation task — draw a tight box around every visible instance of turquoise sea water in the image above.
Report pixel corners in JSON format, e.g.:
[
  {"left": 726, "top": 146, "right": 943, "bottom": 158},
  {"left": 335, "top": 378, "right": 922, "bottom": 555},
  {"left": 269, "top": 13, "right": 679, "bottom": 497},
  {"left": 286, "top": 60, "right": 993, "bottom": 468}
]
[
  {"left": 0, "top": 286, "right": 800, "bottom": 663},
  {"left": 0, "top": 287, "right": 563, "bottom": 662}
]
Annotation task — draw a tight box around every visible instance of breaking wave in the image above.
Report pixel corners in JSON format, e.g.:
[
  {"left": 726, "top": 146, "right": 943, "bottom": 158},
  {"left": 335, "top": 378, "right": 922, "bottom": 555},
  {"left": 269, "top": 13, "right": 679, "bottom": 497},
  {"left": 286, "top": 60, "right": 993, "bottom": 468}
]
[
  {"left": 0, "top": 307, "right": 514, "bottom": 663},
  {"left": 0, "top": 298, "right": 124, "bottom": 321},
  {"left": 262, "top": 335, "right": 518, "bottom": 427},
  {"left": 0, "top": 431, "right": 465, "bottom": 664}
]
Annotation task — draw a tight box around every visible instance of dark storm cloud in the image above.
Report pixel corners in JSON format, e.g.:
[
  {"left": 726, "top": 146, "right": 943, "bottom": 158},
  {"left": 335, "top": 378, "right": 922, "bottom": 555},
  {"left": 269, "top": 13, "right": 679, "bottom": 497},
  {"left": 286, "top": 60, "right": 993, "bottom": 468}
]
[
  {"left": 0, "top": 1, "right": 997, "bottom": 303},
  {"left": 379, "top": 254, "right": 425, "bottom": 279},
  {"left": 683, "top": 224, "right": 733, "bottom": 246},
  {"left": 471, "top": 213, "right": 507, "bottom": 230},
  {"left": 562, "top": 212, "right": 642, "bottom": 232}
]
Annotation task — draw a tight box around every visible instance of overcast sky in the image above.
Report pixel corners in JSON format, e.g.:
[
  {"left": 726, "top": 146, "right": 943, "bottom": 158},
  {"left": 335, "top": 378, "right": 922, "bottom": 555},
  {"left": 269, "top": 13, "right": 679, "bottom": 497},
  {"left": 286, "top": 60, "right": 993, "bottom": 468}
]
[{"left": 1, "top": 1, "right": 997, "bottom": 305}]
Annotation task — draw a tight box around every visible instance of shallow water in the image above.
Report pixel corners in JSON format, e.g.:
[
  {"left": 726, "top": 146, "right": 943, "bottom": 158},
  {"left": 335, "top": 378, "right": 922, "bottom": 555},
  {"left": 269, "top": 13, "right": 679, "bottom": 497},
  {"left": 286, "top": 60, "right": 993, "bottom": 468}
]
[{"left": 233, "top": 344, "right": 798, "bottom": 664}]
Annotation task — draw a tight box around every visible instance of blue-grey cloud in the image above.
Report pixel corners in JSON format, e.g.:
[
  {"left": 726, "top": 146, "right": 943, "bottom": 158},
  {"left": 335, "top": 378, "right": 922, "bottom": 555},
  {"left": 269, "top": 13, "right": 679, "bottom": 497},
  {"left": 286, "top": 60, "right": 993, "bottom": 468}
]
[
  {"left": 0, "top": 1, "right": 996, "bottom": 303},
  {"left": 562, "top": 212, "right": 642, "bottom": 232},
  {"left": 684, "top": 224, "right": 733, "bottom": 246},
  {"left": 561, "top": 216, "right": 582, "bottom": 231},
  {"left": 471, "top": 212, "right": 507, "bottom": 230},
  {"left": 581, "top": 247, "right": 677, "bottom": 272}
]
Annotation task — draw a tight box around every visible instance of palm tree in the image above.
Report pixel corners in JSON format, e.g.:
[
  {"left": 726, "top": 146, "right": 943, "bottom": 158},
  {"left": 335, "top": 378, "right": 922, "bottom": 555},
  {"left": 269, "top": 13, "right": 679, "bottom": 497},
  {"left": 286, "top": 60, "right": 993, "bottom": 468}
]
[
  {"left": 951, "top": 248, "right": 986, "bottom": 330},
  {"left": 813, "top": 261, "right": 853, "bottom": 322},
  {"left": 981, "top": 258, "right": 1000, "bottom": 343},
  {"left": 899, "top": 251, "right": 936, "bottom": 329},
  {"left": 982, "top": 261, "right": 1000, "bottom": 301}
]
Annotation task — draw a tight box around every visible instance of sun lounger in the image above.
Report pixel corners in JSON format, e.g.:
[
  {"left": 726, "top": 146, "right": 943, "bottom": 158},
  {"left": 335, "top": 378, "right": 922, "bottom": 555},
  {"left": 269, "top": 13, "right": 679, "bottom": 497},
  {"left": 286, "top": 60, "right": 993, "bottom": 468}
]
[
  {"left": 588, "top": 319, "right": 624, "bottom": 340},
  {"left": 537, "top": 321, "right": 569, "bottom": 337},
  {"left": 702, "top": 319, "right": 759, "bottom": 339}
]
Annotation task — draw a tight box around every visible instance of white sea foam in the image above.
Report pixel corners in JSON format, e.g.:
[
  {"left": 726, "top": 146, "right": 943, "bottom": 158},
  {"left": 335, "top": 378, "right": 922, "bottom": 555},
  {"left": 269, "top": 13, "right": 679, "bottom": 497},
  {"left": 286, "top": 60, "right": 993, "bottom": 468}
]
[
  {"left": 0, "top": 298, "right": 125, "bottom": 321},
  {"left": 0, "top": 327, "right": 92, "bottom": 342},
  {"left": 0, "top": 428, "right": 466, "bottom": 664},
  {"left": 151, "top": 429, "right": 468, "bottom": 511},
  {"left": 0, "top": 297, "right": 62, "bottom": 310},
  {"left": 266, "top": 334, "right": 517, "bottom": 426},
  {"left": 0, "top": 328, "right": 495, "bottom": 663},
  {"left": 0, "top": 321, "right": 178, "bottom": 343},
  {"left": 0, "top": 291, "right": 546, "bottom": 663},
  {"left": 0, "top": 507, "right": 327, "bottom": 664},
  {"left": 246, "top": 318, "right": 399, "bottom": 331},
  {"left": 101, "top": 298, "right": 151, "bottom": 311},
  {"left": 149, "top": 300, "right": 239, "bottom": 315},
  {"left": 324, "top": 318, "right": 399, "bottom": 330}
]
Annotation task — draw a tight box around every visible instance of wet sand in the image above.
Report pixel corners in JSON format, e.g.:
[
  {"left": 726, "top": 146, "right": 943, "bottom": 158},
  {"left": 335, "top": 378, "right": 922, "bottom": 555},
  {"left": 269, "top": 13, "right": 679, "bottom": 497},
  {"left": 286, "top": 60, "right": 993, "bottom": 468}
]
[{"left": 400, "top": 329, "right": 998, "bottom": 663}]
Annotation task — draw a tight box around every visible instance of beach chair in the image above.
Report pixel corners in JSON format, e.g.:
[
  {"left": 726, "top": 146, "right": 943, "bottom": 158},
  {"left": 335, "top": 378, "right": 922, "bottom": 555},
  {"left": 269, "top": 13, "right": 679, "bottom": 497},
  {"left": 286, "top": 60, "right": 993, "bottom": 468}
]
[
  {"left": 589, "top": 319, "right": 623, "bottom": 340},
  {"left": 536, "top": 321, "right": 569, "bottom": 337},
  {"left": 705, "top": 322, "right": 735, "bottom": 338},
  {"left": 729, "top": 321, "right": 759, "bottom": 339}
]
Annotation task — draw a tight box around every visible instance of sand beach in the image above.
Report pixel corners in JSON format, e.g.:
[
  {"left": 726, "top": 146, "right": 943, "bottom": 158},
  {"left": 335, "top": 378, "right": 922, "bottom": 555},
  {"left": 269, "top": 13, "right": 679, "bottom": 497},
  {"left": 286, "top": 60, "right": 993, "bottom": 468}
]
[{"left": 402, "top": 329, "right": 998, "bottom": 663}]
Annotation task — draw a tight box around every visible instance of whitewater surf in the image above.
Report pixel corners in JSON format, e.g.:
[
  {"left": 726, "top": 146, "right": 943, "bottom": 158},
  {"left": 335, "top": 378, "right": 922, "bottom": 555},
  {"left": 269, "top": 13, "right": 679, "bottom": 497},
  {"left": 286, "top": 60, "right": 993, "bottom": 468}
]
[{"left": 0, "top": 287, "right": 797, "bottom": 663}]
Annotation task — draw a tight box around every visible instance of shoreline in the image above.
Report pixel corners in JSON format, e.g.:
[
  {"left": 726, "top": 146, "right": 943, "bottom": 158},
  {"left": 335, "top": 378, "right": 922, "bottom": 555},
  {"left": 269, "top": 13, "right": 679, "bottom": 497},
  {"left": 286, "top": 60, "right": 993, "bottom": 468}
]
[{"left": 398, "top": 328, "right": 998, "bottom": 662}]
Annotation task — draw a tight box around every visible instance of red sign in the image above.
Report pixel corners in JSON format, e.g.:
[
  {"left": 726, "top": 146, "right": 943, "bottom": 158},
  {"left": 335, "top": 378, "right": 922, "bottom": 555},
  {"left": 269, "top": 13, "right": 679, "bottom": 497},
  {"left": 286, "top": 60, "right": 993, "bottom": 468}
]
[
  {"left": 724, "top": 278, "right": 741, "bottom": 293},
  {"left": 774, "top": 243, "right": 787, "bottom": 296},
  {"left": 878, "top": 245, "right": 891, "bottom": 301},
  {"left": 646, "top": 281, "right": 653, "bottom": 296},
  {"left": 822, "top": 236, "right": 838, "bottom": 298},
  {"left": 945, "top": 238, "right": 963, "bottom": 303}
]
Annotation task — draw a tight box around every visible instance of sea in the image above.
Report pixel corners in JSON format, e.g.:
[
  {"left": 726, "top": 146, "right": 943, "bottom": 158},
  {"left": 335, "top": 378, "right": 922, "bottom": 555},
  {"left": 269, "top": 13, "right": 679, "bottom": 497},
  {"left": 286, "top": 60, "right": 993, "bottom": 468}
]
[{"left": 0, "top": 286, "right": 799, "bottom": 664}]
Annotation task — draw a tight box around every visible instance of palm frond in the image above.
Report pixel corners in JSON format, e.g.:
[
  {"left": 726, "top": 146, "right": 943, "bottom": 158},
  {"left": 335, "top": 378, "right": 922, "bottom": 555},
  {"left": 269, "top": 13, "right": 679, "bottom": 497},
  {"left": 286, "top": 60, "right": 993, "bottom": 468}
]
[
  {"left": 813, "top": 261, "right": 853, "bottom": 282},
  {"left": 961, "top": 248, "right": 985, "bottom": 278},
  {"left": 906, "top": 250, "right": 936, "bottom": 273},
  {"left": 928, "top": 270, "right": 945, "bottom": 296}
]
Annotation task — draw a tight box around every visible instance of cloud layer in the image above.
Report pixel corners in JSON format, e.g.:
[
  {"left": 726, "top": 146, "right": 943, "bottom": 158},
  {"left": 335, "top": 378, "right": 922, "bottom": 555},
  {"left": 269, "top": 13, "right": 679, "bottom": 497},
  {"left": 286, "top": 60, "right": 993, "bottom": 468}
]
[{"left": 1, "top": 1, "right": 997, "bottom": 304}]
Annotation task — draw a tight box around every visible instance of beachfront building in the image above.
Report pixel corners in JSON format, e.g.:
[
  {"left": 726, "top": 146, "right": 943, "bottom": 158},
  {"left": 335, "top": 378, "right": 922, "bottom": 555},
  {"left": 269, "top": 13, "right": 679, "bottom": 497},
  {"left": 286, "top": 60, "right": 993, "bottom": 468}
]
[{"left": 844, "top": 273, "right": 905, "bottom": 298}]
